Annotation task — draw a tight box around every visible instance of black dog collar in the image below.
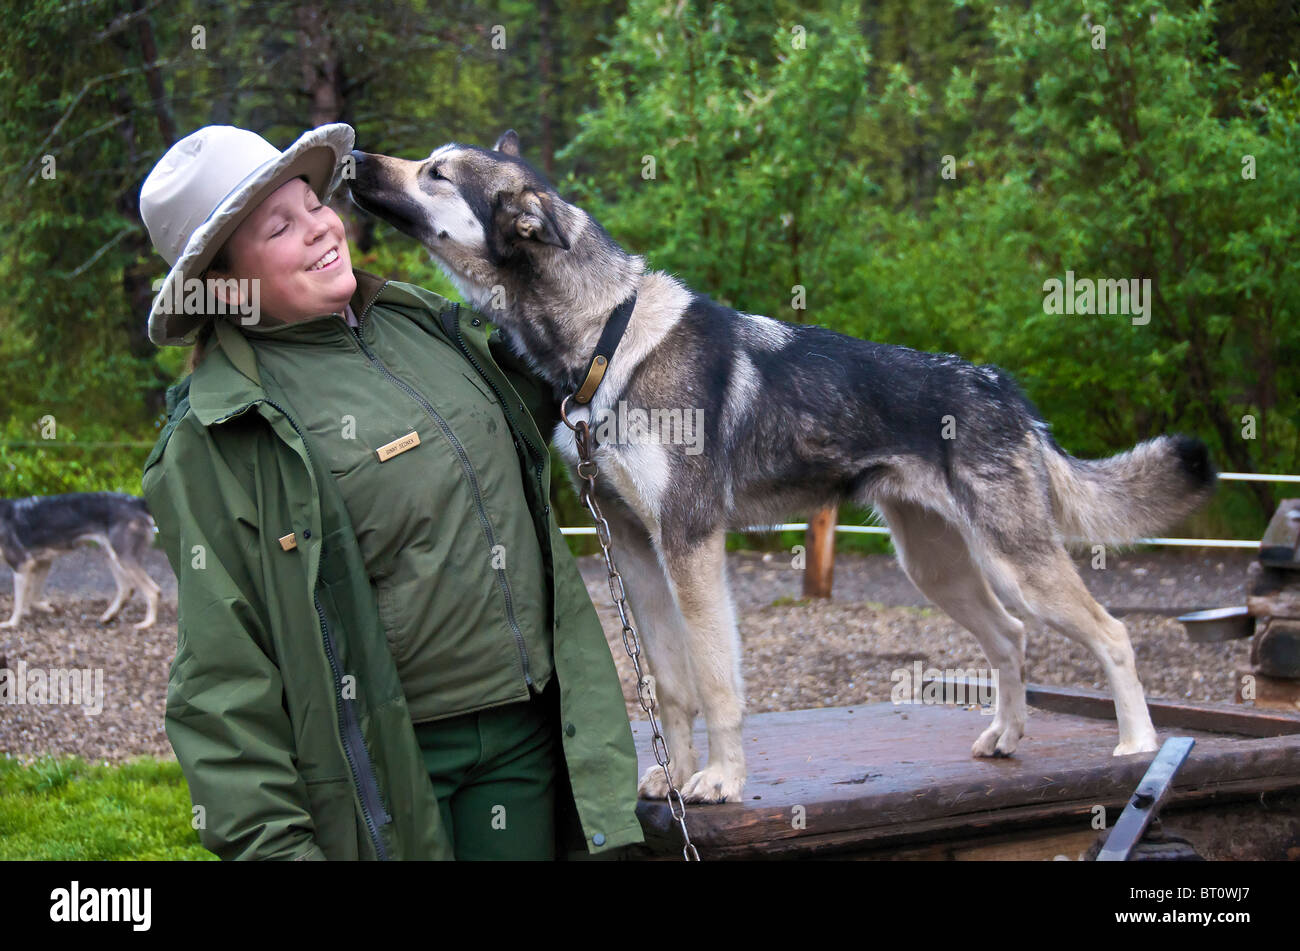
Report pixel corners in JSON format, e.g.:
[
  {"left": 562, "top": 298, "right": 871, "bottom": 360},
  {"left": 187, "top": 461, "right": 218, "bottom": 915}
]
[{"left": 572, "top": 290, "right": 637, "bottom": 405}]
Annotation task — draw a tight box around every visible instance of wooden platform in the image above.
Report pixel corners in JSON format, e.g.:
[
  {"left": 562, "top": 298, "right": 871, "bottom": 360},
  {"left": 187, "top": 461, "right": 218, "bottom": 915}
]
[{"left": 627, "top": 683, "right": 1300, "bottom": 860}]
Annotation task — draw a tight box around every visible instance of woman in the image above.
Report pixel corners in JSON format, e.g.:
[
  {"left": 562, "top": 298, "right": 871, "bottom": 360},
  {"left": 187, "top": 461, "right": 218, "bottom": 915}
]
[{"left": 139, "top": 123, "right": 645, "bottom": 860}]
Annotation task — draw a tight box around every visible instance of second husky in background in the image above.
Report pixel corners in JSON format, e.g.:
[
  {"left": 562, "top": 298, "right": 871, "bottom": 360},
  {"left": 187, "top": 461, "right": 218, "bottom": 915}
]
[
  {"left": 348, "top": 130, "right": 1217, "bottom": 803},
  {"left": 0, "top": 492, "right": 160, "bottom": 631}
]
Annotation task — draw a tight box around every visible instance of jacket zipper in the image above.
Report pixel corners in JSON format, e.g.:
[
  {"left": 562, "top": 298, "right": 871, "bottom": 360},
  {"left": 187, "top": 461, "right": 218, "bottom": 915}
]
[
  {"left": 448, "top": 302, "right": 550, "bottom": 525},
  {"left": 352, "top": 290, "right": 534, "bottom": 687},
  {"left": 214, "top": 397, "right": 392, "bottom": 861}
]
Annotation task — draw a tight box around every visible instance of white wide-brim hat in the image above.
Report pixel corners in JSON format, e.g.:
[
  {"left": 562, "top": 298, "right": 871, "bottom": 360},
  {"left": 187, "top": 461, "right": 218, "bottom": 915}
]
[{"left": 140, "top": 122, "right": 356, "bottom": 346}]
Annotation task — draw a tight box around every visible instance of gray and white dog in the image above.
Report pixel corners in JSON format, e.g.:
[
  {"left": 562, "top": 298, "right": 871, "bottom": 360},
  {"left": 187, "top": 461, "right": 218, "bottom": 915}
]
[
  {"left": 348, "top": 130, "right": 1216, "bottom": 803},
  {"left": 0, "top": 492, "right": 160, "bottom": 630}
]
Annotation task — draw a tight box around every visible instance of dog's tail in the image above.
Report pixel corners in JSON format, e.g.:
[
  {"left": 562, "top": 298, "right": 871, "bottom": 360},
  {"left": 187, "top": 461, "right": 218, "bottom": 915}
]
[{"left": 1041, "top": 433, "right": 1217, "bottom": 544}]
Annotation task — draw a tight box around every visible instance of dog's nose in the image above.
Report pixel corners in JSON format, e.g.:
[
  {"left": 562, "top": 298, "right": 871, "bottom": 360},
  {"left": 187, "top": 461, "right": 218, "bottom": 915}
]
[{"left": 347, "top": 150, "right": 370, "bottom": 190}]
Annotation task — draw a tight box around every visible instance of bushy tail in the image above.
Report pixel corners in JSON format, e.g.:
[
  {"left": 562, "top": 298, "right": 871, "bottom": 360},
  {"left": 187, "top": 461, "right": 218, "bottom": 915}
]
[{"left": 1042, "top": 434, "right": 1217, "bottom": 544}]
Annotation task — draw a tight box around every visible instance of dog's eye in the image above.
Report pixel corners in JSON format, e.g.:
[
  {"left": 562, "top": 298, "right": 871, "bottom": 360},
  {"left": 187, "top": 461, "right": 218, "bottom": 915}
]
[{"left": 428, "top": 165, "right": 444, "bottom": 181}]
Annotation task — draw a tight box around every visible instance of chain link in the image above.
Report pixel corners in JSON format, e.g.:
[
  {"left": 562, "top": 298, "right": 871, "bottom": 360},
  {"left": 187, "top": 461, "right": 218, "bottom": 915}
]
[{"left": 561, "top": 394, "right": 700, "bottom": 861}]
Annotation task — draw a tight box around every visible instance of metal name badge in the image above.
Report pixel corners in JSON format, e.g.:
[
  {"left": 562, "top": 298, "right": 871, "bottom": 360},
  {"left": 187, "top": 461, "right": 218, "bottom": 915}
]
[{"left": 376, "top": 430, "right": 421, "bottom": 462}]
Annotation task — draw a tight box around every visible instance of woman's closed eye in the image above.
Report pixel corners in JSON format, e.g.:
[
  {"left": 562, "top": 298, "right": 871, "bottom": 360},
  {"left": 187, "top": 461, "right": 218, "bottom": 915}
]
[{"left": 270, "top": 204, "right": 323, "bottom": 237}]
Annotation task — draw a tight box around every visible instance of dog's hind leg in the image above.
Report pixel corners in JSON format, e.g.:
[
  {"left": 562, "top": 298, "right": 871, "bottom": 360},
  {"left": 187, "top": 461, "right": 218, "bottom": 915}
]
[
  {"left": 126, "top": 562, "right": 160, "bottom": 630},
  {"left": 116, "top": 520, "right": 160, "bottom": 630},
  {"left": 597, "top": 497, "right": 703, "bottom": 799},
  {"left": 659, "top": 526, "right": 746, "bottom": 803},
  {"left": 98, "top": 544, "right": 133, "bottom": 624},
  {"left": 877, "top": 500, "right": 1030, "bottom": 758},
  {"left": 1003, "top": 545, "right": 1159, "bottom": 756}
]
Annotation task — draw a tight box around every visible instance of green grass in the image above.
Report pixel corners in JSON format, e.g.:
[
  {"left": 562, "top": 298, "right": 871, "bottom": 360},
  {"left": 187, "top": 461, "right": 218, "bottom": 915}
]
[{"left": 0, "top": 753, "right": 214, "bottom": 860}]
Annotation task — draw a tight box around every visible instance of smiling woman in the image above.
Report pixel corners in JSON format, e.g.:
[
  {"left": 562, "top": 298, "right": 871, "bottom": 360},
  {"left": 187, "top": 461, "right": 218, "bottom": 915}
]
[
  {"left": 137, "top": 122, "right": 644, "bottom": 862},
  {"left": 187, "top": 176, "right": 355, "bottom": 373},
  {"left": 205, "top": 175, "right": 356, "bottom": 324}
]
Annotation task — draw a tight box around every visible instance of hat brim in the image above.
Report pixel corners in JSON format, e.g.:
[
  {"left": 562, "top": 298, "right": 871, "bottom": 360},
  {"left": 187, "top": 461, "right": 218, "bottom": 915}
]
[{"left": 148, "top": 123, "right": 356, "bottom": 347}]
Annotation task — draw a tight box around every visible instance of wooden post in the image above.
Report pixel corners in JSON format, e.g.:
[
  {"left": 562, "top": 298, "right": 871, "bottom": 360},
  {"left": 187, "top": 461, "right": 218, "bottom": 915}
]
[{"left": 802, "top": 504, "right": 837, "bottom": 599}]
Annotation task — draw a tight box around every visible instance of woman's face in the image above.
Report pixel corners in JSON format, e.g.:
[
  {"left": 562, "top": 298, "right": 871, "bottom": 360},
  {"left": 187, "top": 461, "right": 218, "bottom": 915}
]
[{"left": 210, "top": 175, "right": 356, "bottom": 323}]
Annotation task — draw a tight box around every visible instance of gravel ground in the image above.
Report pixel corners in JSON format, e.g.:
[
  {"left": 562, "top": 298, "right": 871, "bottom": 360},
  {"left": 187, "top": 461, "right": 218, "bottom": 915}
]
[
  {"left": 583, "top": 548, "right": 1259, "bottom": 722},
  {"left": 0, "top": 545, "right": 1260, "bottom": 766}
]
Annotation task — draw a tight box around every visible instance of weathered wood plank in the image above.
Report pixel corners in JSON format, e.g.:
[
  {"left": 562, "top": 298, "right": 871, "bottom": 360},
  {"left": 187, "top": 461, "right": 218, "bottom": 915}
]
[{"left": 631, "top": 693, "right": 1300, "bottom": 858}]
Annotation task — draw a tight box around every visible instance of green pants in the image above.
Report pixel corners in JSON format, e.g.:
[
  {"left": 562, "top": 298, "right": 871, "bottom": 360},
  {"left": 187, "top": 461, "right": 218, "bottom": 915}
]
[{"left": 412, "top": 689, "right": 559, "bottom": 860}]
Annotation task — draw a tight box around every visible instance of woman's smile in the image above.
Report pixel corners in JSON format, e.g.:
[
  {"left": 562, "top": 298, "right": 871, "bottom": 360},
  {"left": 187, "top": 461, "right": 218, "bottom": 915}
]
[{"left": 308, "top": 246, "right": 340, "bottom": 271}]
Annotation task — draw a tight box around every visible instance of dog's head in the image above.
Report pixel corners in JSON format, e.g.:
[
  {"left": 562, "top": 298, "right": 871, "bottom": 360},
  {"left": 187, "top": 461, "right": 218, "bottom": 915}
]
[{"left": 348, "top": 130, "right": 582, "bottom": 313}]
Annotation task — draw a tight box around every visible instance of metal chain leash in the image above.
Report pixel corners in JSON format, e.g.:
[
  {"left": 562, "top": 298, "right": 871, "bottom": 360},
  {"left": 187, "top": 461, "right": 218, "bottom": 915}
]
[{"left": 560, "top": 394, "right": 700, "bottom": 861}]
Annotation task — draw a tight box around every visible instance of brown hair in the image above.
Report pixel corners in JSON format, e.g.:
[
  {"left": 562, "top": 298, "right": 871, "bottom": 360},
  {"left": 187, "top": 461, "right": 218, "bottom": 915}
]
[{"left": 186, "top": 242, "right": 232, "bottom": 374}]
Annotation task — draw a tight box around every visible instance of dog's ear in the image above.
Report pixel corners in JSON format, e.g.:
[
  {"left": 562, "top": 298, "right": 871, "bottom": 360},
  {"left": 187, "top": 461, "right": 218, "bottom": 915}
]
[
  {"left": 493, "top": 129, "right": 521, "bottom": 157},
  {"left": 515, "top": 190, "right": 569, "bottom": 250}
]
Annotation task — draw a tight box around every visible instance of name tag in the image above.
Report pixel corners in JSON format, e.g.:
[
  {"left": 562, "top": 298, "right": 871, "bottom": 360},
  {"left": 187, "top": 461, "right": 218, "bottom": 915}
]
[{"left": 376, "top": 430, "right": 420, "bottom": 462}]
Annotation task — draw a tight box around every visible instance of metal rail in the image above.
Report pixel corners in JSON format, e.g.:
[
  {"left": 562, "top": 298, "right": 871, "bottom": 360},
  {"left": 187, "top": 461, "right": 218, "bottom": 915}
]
[
  {"left": 1096, "top": 737, "right": 1197, "bottom": 861},
  {"left": 560, "top": 473, "right": 1299, "bottom": 548}
]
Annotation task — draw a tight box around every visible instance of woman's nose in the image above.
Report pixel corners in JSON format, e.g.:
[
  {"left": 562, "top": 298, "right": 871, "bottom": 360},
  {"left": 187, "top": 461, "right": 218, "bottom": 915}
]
[{"left": 308, "top": 213, "right": 330, "bottom": 241}]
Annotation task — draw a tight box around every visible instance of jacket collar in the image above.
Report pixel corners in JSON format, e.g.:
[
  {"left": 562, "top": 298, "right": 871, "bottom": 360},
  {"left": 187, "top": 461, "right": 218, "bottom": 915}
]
[{"left": 188, "top": 268, "right": 427, "bottom": 426}]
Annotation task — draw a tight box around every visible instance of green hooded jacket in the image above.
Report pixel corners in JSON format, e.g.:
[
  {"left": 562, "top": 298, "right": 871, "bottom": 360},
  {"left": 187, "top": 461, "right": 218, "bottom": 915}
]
[{"left": 140, "top": 269, "right": 645, "bottom": 860}]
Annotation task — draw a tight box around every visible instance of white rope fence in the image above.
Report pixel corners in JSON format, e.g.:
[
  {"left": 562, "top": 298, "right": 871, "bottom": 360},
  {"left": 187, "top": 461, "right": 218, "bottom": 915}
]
[{"left": 559, "top": 472, "right": 1299, "bottom": 549}]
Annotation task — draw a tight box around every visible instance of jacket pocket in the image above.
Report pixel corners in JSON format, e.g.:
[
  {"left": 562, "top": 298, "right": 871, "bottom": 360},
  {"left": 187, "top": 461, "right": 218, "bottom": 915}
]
[
  {"left": 374, "top": 575, "right": 406, "bottom": 660},
  {"left": 462, "top": 370, "right": 499, "bottom": 405},
  {"left": 318, "top": 526, "right": 357, "bottom": 586},
  {"left": 302, "top": 777, "right": 361, "bottom": 861}
]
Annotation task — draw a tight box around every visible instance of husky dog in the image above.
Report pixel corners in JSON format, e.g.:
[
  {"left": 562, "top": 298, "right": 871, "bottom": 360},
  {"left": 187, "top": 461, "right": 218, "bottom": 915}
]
[
  {"left": 0, "top": 492, "right": 160, "bottom": 630},
  {"left": 347, "top": 131, "right": 1216, "bottom": 803}
]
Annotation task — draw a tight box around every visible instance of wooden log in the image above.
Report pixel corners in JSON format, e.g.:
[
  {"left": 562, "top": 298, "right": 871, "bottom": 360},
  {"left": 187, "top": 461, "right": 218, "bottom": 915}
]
[
  {"left": 1247, "top": 561, "right": 1300, "bottom": 618},
  {"left": 1251, "top": 621, "right": 1300, "bottom": 679},
  {"left": 1236, "top": 669, "right": 1300, "bottom": 713},
  {"left": 802, "top": 504, "right": 837, "bottom": 599},
  {"left": 1260, "top": 498, "right": 1300, "bottom": 569}
]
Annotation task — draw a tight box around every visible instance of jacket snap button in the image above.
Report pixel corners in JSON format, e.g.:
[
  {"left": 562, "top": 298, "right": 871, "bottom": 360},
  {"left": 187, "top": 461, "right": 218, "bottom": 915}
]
[
  {"left": 564, "top": 722, "right": 575, "bottom": 737},
  {"left": 471, "top": 317, "right": 481, "bottom": 326},
  {"left": 592, "top": 833, "right": 605, "bottom": 846},
  {"left": 302, "top": 529, "right": 311, "bottom": 539},
  {"left": 543, "top": 505, "right": 550, "bottom": 515}
]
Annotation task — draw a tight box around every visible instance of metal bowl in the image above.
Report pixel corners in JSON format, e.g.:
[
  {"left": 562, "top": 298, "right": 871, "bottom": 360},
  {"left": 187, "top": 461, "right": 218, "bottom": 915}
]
[{"left": 1177, "top": 605, "right": 1256, "bottom": 643}]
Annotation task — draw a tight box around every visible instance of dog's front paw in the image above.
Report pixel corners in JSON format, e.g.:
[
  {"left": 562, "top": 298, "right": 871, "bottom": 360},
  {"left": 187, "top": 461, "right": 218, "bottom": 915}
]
[
  {"left": 1112, "top": 735, "right": 1159, "bottom": 756},
  {"left": 972, "top": 721, "right": 1022, "bottom": 758},
  {"left": 637, "top": 764, "right": 672, "bottom": 800},
  {"left": 0, "top": 619, "right": 17, "bottom": 629},
  {"left": 679, "top": 765, "right": 745, "bottom": 803}
]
